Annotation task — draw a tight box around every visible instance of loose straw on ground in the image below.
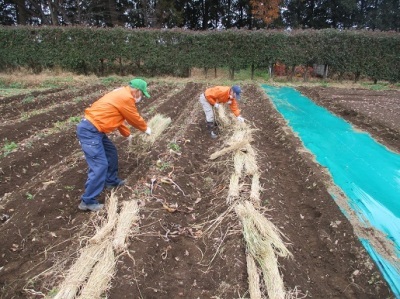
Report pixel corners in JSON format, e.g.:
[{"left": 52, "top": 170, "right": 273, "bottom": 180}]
[
  {"left": 53, "top": 241, "right": 108, "bottom": 299},
  {"left": 77, "top": 242, "right": 116, "bottom": 299},
  {"left": 113, "top": 199, "right": 140, "bottom": 252},
  {"left": 89, "top": 192, "right": 118, "bottom": 244}
]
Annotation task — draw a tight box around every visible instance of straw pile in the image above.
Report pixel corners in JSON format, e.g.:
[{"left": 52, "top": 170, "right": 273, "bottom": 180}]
[
  {"left": 53, "top": 242, "right": 108, "bottom": 299},
  {"left": 129, "top": 113, "right": 171, "bottom": 153},
  {"left": 77, "top": 243, "right": 116, "bottom": 299},
  {"left": 113, "top": 200, "right": 140, "bottom": 252},
  {"left": 235, "top": 201, "right": 292, "bottom": 299},
  {"left": 89, "top": 192, "right": 118, "bottom": 244}
]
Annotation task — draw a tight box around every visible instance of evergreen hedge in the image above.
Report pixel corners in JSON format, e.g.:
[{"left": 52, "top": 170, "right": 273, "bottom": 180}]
[{"left": 0, "top": 26, "right": 399, "bottom": 82}]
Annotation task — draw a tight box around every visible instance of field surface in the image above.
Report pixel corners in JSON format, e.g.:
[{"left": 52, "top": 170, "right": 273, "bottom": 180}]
[{"left": 0, "top": 79, "right": 398, "bottom": 299}]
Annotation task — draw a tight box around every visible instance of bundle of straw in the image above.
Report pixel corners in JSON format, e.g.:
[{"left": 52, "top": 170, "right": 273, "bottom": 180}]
[
  {"left": 243, "top": 144, "right": 258, "bottom": 176},
  {"left": 89, "top": 192, "right": 118, "bottom": 244},
  {"left": 210, "top": 139, "right": 249, "bottom": 160},
  {"left": 215, "top": 105, "right": 232, "bottom": 128},
  {"left": 235, "top": 201, "right": 292, "bottom": 299},
  {"left": 234, "top": 151, "right": 246, "bottom": 176},
  {"left": 113, "top": 200, "right": 140, "bottom": 252},
  {"left": 54, "top": 242, "right": 107, "bottom": 299},
  {"left": 128, "top": 113, "right": 171, "bottom": 153},
  {"left": 250, "top": 173, "right": 261, "bottom": 204},
  {"left": 227, "top": 173, "right": 240, "bottom": 204},
  {"left": 77, "top": 243, "right": 116, "bottom": 299},
  {"left": 246, "top": 253, "right": 263, "bottom": 299},
  {"left": 143, "top": 113, "right": 172, "bottom": 145}
]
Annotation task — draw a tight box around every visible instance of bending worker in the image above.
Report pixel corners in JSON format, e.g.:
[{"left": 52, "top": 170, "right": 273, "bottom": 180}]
[
  {"left": 199, "top": 85, "right": 244, "bottom": 138},
  {"left": 76, "top": 78, "right": 151, "bottom": 212}
]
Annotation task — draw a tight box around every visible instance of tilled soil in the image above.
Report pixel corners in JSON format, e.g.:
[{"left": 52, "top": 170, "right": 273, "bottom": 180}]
[{"left": 0, "top": 81, "right": 397, "bottom": 298}]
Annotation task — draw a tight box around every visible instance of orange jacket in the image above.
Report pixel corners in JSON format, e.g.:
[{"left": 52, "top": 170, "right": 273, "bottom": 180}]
[
  {"left": 84, "top": 86, "right": 147, "bottom": 137},
  {"left": 204, "top": 86, "right": 241, "bottom": 117}
]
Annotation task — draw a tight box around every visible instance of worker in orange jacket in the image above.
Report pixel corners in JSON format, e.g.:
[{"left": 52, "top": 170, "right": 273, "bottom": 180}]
[
  {"left": 199, "top": 85, "right": 244, "bottom": 138},
  {"left": 76, "top": 78, "right": 151, "bottom": 211}
]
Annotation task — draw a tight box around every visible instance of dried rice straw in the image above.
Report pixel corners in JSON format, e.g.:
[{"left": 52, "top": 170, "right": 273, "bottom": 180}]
[
  {"left": 128, "top": 113, "right": 171, "bottom": 153},
  {"left": 210, "top": 139, "right": 249, "bottom": 160},
  {"left": 246, "top": 253, "right": 263, "bottom": 299},
  {"left": 243, "top": 201, "right": 291, "bottom": 258},
  {"left": 77, "top": 242, "right": 116, "bottom": 299},
  {"left": 250, "top": 173, "right": 261, "bottom": 204},
  {"left": 142, "top": 113, "right": 172, "bottom": 145},
  {"left": 89, "top": 192, "right": 118, "bottom": 244},
  {"left": 259, "top": 243, "right": 286, "bottom": 299},
  {"left": 113, "top": 200, "right": 140, "bottom": 252},
  {"left": 215, "top": 105, "right": 231, "bottom": 128},
  {"left": 234, "top": 151, "right": 246, "bottom": 176},
  {"left": 227, "top": 173, "right": 240, "bottom": 204},
  {"left": 235, "top": 202, "right": 292, "bottom": 299},
  {"left": 53, "top": 242, "right": 107, "bottom": 299},
  {"left": 244, "top": 155, "right": 258, "bottom": 176}
]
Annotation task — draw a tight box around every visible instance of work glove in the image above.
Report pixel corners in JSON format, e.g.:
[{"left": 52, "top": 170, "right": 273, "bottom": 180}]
[
  {"left": 214, "top": 103, "right": 220, "bottom": 109},
  {"left": 237, "top": 116, "right": 245, "bottom": 122},
  {"left": 145, "top": 127, "right": 152, "bottom": 135}
]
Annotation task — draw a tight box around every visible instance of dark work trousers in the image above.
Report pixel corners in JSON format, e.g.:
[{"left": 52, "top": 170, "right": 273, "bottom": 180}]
[{"left": 76, "top": 119, "right": 121, "bottom": 205}]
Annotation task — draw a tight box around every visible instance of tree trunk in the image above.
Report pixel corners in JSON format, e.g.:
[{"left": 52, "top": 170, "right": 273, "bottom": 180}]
[
  {"left": 49, "top": 0, "right": 59, "bottom": 25},
  {"left": 229, "top": 67, "right": 235, "bottom": 80},
  {"left": 13, "top": 0, "right": 28, "bottom": 24},
  {"left": 323, "top": 64, "right": 328, "bottom": 79}
]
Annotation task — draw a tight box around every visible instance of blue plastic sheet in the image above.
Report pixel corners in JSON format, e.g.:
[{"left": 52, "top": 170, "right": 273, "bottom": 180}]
[{"left": 262, "top": 85, "right": 400, "bottom": 297}]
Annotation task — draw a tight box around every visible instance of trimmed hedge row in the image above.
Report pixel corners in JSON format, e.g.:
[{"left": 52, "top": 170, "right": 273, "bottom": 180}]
[{"left": 0, "top": 27, "right": 399, "bottom": 82}]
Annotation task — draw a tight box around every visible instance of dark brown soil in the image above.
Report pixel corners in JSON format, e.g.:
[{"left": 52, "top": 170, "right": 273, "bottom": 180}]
[{"left": 0, "top": 81, "right": 397, "bottom": 299}]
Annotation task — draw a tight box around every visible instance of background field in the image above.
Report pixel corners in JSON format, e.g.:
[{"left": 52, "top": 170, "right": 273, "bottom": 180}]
[{"left": 0, "top": 73, "right": 398, "bottom": 298}]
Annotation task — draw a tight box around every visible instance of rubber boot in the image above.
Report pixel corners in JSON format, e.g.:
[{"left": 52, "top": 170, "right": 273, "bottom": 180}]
[{"left": 206, "top": 122, "right": 218, "bottom": 139}]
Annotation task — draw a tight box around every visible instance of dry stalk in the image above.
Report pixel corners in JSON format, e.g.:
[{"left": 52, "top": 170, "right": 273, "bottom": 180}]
[
  {"left": 77, "top": 242, "right": 116, "bottom": 299},
  {"left": 113, "top": 200, "right": 140, "bottom": 252},
  {"left": 89, "top": 192, "right": 118, "bottom": 244},
  {"left": 246, "top": 253, "right": 263, "bottom": 299},
  {"left": 53, "top": 241, "right": 108, "bottom": 299}
]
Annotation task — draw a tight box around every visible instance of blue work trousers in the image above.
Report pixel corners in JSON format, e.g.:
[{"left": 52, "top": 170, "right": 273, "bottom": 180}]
[{"left": 76, "top": 119, "right": 121, "bottom": 204}]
